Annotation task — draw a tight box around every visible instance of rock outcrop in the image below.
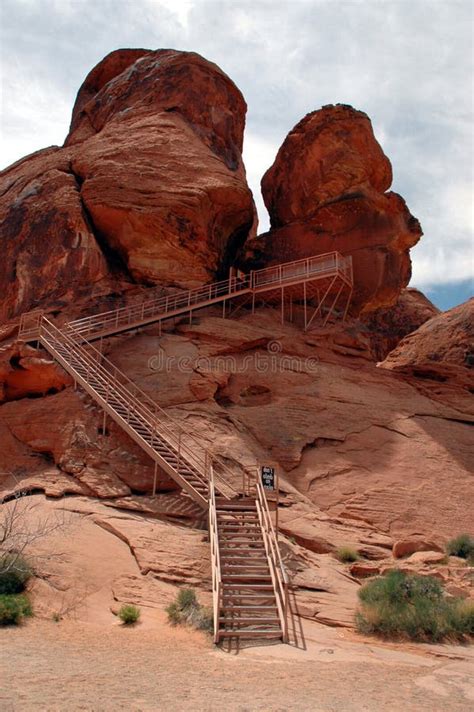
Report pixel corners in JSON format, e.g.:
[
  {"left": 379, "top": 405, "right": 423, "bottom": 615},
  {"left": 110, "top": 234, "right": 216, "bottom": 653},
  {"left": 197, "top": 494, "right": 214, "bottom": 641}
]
[
  {"left": 1, "top": 52, "right": 472, "bottom": 632},
  {"left": 245, "top": 104, "right": 422, "bottom": 314},
  {"left": 381, "top": 298, "right": 474, "bottom": 386},
  {"left": 363, "top": 288, "right": 440, "bottom": 360},
  {"left": 0, "top": 49, "right": 255, "bottom": 321}
]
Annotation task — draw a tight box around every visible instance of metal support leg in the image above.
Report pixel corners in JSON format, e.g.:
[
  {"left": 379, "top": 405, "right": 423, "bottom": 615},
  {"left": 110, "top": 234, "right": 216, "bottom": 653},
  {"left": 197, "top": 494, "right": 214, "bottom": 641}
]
[
  {"left": 343, "top": 287, "right": 353, "bottom": 321},
  {"left": 281, "top": 287, "right": 284, "bottom": 324},
  {"left": 153, "top": 461, "right": 158, "bottom": 497},
  {"left": 102, "top": 410, "right": 107, "bottom": 435},
  {"left": 303, "top": 282, "right": 307, "bottom": 331}
]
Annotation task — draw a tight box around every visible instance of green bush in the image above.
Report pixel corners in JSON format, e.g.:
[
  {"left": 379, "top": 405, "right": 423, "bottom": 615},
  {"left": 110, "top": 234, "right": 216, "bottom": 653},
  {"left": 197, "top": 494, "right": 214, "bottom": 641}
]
[
  {"left": 177, "top": 588, "right": 197, "bottom": 610},
  {"left": 166, "top": 588, "right": 212, "bottom": 633},
  {"left": 0, "top": 554, "right": 33, "bottom": 594},
  {"left": 446, "top": 534, "right": 474, "bottom": 560},
  {"left": 336, "top": 546, "right": 360, "bottom": 563},
  {"left": 118, "top": 604, "right": 141, "bottom": 625},
  {"left": 0, "top": 594, "right": 33, "bottom": 625},
  {"left": 356, "top": 569, "right": 473, "bottom": 642}
]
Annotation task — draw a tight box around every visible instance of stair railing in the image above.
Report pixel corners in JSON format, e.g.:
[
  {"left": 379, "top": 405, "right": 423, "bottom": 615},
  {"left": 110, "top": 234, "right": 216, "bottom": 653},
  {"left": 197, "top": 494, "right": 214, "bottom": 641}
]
[
  {"left": 22, "top": 313, "right": 239, "bottom": 501},
  {"left": 65, "top": 250, "right": 352, "bottom": 341},
  {"left": 67, "top": 274, "right": 253, "bottom": 340},
  {"left": 208, "top": 465, "right": 222, "bottom": 644},
  {"left": 255, "top": 474, "right": 289, "bottom": 643}
]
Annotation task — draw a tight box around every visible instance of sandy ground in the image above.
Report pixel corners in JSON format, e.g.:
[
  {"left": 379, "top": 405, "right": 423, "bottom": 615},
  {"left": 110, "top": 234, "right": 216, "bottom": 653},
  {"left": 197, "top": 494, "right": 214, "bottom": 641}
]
[{"left": 1, "top": 613, "right": 473, "bottom": 712}]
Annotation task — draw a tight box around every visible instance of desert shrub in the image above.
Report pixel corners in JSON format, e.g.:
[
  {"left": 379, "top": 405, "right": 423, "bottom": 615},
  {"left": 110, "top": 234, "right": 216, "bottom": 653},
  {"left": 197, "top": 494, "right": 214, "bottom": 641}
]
[
  {"left": 0, "top": 594, "right": 33, "bottom": 625},
  {"left": 0, "top": 553, "right": 33, "bottom": 594},
  {"left": 446, "top": 534, "right": 474, "bottom": 560},
  {"left": 118, "top": 604, "right": 141, "bottom": 625},
  {"left": 166, "top": 588, "right": 212, "bottom": 633},
  {"left": 336, "top": 546, "right": 360, "bottom": 563},
  {"left": 177, "top": 588, "right": 197, "bottom": 610},
  {"left": 356, "top": 569, "right": 473, "bottom": 642}
]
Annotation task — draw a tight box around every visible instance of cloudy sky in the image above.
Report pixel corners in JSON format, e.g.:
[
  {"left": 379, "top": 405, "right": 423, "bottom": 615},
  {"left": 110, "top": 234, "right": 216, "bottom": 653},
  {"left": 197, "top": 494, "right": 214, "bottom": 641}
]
[{"left": 1, "top": 0, "right": 472, "bottom": 309}]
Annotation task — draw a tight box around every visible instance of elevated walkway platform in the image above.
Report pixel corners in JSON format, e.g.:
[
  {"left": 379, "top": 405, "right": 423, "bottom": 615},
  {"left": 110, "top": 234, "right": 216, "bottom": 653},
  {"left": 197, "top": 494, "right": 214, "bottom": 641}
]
[{"left": 64, "top": 251, "right": 353, "bottom": 342}]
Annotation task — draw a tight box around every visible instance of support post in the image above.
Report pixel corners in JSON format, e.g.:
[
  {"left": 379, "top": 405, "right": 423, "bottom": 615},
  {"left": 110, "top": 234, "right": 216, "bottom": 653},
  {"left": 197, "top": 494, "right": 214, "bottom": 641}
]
[
  {"left": 153, "top": 461, "right": 158, "bottom": 497},
  {"left": 303, "top": 281, "right": 307, "bottom": 331}
]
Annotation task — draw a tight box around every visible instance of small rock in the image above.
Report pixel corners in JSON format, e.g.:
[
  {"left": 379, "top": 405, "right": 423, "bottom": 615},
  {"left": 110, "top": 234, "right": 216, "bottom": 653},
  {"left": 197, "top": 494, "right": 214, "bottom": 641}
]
[
  {"left": 405, "top": 551, "right": 446, "bottom": 565},
  {"left": 392, "top": 539, "right": 443, "bottom": 559},
  {"left": 349, "top": 562, "right": 381, "bottom": 578}
]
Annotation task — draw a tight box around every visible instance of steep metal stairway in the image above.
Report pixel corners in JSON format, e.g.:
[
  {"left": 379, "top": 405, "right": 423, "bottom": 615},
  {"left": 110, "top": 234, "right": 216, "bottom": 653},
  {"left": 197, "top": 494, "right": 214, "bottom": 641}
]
[
  {"left": 17, "top": 312, "right": 236, "bottom": 508},
  {"left": 209, "top": 469, "right": 289, "bottom": 643}
]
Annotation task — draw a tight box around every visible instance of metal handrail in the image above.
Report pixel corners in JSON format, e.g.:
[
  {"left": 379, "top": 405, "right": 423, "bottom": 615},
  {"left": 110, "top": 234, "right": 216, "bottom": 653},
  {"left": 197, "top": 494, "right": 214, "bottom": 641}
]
[
  {"left": 68, "top": 275, "right": 252, "bottom": 339},
  {"left": 255, "top": 476, "right": 289, "bottom": 643},
  {"left": 208, "top": 465, "right": 222, "bottom": 643},
  {"left": 65, "top": 251, "right": 352, "bottom": 340},
  {"left": 33, "top": 315, "right": 238, "bottom": 501}
]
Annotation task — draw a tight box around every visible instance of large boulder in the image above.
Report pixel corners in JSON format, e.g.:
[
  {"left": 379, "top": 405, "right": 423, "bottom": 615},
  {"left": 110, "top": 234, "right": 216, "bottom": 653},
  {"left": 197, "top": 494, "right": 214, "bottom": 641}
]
[
  {"left": 245, "top": 104, "right": 422, "bottom": 314},
  {"left": 0, "top": 48, "right": 255, "bottom": 321},
  {"left": 0, "top": 147, "right": 111, "bottom": 322},
  {"left": 381, "top": 298, "right": 474, "bottom": 385},
  {"left": 362, "top": 288, "right": 440, "bottom": 361}
]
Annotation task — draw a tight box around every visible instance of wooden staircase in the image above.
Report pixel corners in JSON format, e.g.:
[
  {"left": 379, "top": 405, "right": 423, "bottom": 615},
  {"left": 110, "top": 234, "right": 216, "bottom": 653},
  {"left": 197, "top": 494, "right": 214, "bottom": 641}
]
[
  {"left": 209, "top": 469, "right": 289, "bottom": 643},
  {"left": 216, "top": 497, "right": 282, "bottom": 639}
]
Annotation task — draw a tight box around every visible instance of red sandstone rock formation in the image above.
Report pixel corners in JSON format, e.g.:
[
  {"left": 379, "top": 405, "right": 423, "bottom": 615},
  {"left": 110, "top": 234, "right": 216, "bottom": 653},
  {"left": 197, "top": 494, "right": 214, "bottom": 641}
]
[
  {"left": 246, "top": 104, "right": 422, "bottom": 314},
  {"left": 1, "top": 55, "right": 472, "bottom": 630},
  {"left": 0, "top": 49, "right": 255, "bottom": 321},
  {"left": 381, "top": 298, "right": 474, "bottom": 386},
  {"left": 363, "top": 288, "right": 439, "bottom": 360}
]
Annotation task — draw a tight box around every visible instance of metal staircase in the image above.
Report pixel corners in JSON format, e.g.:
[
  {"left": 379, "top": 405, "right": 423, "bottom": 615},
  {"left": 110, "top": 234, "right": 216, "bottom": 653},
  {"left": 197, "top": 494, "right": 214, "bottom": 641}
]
[
  {"left": 17, "top": 312, "right": 236, "bottom": 507},
  {"left": 66, "top": 251, "right": 353, "bottom": 341},
  {"left": 13, "top": 250, "right": 352, "bottom": 644}
]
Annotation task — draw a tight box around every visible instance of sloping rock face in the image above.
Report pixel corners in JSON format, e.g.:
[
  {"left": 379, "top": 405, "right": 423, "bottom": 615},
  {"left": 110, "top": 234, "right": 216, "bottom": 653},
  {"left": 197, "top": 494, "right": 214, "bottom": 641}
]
[
  {"left": 0, "top": 147, "right": 112, "bottom": 322},
  {"left": 381, "top": 298, "right": 474, "bottom": 386},
  {"left": 363, "top": 288, "right": 440, "bottom": 361},
  {"left": 0, "top": 48, "right": 255, "bottom": 321},
  {"left": 2, "top": 308, "right": 472, "bottom": 628},
  {"left": 245, "top": 104, "right": 422, "bottom": 314}
]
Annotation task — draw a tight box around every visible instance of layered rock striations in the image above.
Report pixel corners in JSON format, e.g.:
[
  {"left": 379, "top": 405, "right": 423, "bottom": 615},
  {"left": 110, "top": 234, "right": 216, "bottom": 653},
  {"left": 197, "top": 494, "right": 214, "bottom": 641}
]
[
  {"left": 0, "top": 48, "right": 255, "bottom": 322},
  {"left": 245, "top": 104, "right": 422, "bottom": 314}
]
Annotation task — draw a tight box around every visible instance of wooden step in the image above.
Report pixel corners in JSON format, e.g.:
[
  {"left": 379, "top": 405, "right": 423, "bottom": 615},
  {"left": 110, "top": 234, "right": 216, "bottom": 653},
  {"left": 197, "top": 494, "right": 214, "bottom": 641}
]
[
  {"left": 219, "top": 616, "right": 280, "bottom": 628},
  {"left": 218, "top": 629, "right": 282, "bottom": 638},
  {"left": 222, "top": 574, "right": 272, "bottom": 581},
  {"left": 222, "top": 584, "right": 274, "bottom": 590},
  {"left": 219, "top": 540, "right": 264, "bottom": 546},
  {"left": 220, "top": 606, "right": 278, "bottom": 612},
  {"left": 221, "top": 561, "right": 269, "bottom": 573}
]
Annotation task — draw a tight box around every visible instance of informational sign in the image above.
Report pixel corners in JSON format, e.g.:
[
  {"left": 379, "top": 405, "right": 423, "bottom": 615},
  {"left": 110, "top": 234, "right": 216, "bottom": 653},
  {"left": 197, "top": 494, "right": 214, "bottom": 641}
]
[{"left": 261, "top": 465, "right": 276, "bottom": 491}]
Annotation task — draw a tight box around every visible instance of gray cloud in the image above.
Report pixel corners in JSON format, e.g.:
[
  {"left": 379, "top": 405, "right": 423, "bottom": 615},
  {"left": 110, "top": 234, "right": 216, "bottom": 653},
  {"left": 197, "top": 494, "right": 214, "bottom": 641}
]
[{"left": 1, "top": 0, "right": 472, "bottom": 294}]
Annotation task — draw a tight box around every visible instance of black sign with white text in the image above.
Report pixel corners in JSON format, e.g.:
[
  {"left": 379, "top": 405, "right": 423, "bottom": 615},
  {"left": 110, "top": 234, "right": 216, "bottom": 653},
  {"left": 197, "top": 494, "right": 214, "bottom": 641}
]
[{"left": 261, "top": 466, "right": 275, "bottom": 491}]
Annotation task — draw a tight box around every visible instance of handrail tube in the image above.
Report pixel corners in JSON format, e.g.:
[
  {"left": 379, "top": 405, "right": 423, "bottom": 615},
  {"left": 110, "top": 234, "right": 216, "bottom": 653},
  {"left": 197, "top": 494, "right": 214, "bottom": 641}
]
[
  {"left": 255, "top": 477, "right": 289, "bottom": 643},
  {"left": 65, "top": 251, "right": 351, "bottom": 340},
  {"left": 37, "top": 317, "right": 238, "bottom": 499},
  {"left": 208, "top": 466, "right": 222, "bottom": 643},
  {"left": 38, "top": 328, "right": 208, "bottom": 506}
]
